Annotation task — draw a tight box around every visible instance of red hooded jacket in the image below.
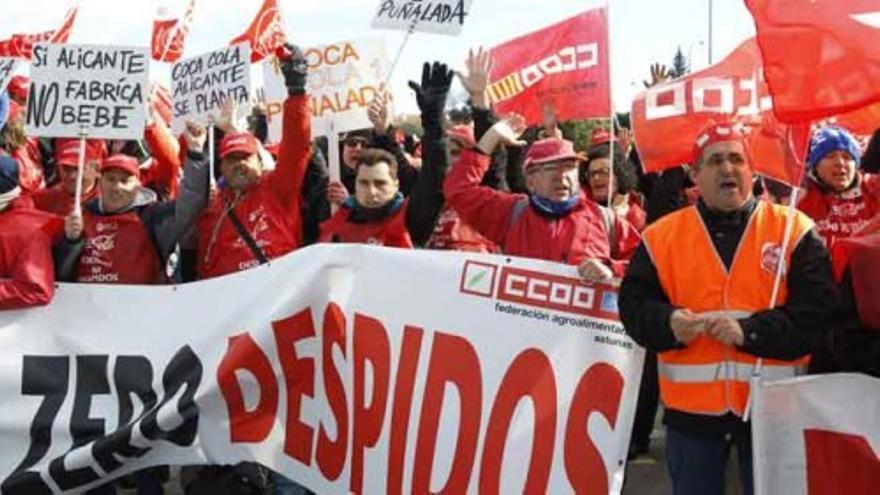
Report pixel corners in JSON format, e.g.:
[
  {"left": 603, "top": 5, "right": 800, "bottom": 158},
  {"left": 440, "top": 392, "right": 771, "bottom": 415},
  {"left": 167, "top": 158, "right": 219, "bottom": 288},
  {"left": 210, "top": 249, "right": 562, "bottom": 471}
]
[
  {"left": 798, "top": 172, "right": 880, "bottom": 249},
  {"left": 319, "top": 200, "right": 413, "bottom": 248},
  {"left": 0, "top": 197, "right": 61, "bottom": 309},
  {"left": 196, "top": 95, "right": 310, "bottom": 279},
  {"left": 444, "top": 149, "right": 640, "bottom": 275}
]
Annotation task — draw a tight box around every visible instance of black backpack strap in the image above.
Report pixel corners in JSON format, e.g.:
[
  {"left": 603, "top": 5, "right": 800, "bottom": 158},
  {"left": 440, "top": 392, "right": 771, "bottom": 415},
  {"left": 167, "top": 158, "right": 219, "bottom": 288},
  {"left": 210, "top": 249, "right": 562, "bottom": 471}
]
[{"left": 226, "top": 209, "right": 269, "bottom": 265}]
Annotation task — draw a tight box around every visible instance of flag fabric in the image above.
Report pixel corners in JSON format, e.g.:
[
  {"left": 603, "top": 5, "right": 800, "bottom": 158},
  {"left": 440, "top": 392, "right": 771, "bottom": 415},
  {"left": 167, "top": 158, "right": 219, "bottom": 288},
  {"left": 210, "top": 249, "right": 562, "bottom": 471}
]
[
  {"left": 230, "top": 0, "right": 287, "bottom": 63},
  {"left": 487, "top": 8, "right": 610, "bottom": 125},
  {"left": 151, "top": 0, "right": 195, "bottom": 63},
  {"left": 0, "top": 7, "right": 77, "bottom": 59},
  {"left": 630, "top": 37, "right": 880, "bottom": 186},
  {"left": 752, "top": 374, "right": 880, "bottom": 495},
  {"left": 746, "top": 0, "right": 880, "bottom": 123}
]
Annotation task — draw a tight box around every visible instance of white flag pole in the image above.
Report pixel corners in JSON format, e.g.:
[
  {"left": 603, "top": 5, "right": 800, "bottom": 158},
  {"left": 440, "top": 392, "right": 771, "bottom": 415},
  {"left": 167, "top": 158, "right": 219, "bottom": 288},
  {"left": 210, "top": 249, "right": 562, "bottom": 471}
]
[
  {"left": 605, "top": 0, "right": 615, "bottom": 212},
  {"left": 73, "top": 125, "right": 88, "bottom": 216},
  {"left": 328, "top": 119, "right": 341, "bottom": 214}
]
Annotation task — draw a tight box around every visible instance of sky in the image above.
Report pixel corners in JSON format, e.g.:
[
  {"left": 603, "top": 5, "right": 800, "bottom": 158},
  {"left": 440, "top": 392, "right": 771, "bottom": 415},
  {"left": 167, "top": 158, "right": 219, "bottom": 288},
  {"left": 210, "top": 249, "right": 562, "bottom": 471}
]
[{"left": 2, "top": 0, "right": 758, "bottom": 117}]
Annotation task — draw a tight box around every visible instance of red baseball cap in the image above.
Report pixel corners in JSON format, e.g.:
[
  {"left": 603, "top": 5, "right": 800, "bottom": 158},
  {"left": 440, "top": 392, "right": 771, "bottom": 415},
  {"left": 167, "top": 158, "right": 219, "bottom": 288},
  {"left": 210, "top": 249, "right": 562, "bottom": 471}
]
[
  {"left": 56, "top": 138, "right": 108, "bottom": 167},
  {"left": 100, "top": 154, "right": 140, "bottom": 178},
  {"left": 523, "top": 138, "right": 584, "bottom": 171},
  {"left": 7, "top": 75, "right": 29, "bottom": 102},
  {"left": 692, "top": 122, "right": 747, "bottom": 163},
  {"left": 447, "top": 125, "right": 475, "bottom": 149},
  {"left": 219, "top": 132, "right": 260, "bottom": 159},
  {"left": 590, "top": 128, "right": 613, "bottom": 147}
]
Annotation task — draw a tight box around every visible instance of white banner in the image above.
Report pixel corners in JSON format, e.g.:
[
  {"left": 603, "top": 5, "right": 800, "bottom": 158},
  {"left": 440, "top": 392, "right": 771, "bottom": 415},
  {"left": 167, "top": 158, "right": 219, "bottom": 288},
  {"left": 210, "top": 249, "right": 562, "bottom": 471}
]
[
  {"left": 25, "top": 44, "right": 149, "bottom": 140},
  {"left": 0, "top": 246, "right": 643, "bottom": 494},
  {"left": 0, "top": 57, "right": 21, "bottom": 95},
  {"left": 752, "top": 374, "right": 880, "bottom": 495},
  {"left": 171, "top": 43, "right": 251, "bottom": 134},
  {"left": 262, "top": 39, "right": 389, "bottom": 141},
  {"left": 371, "top": 0, "right": 473, "bottom": 36}
]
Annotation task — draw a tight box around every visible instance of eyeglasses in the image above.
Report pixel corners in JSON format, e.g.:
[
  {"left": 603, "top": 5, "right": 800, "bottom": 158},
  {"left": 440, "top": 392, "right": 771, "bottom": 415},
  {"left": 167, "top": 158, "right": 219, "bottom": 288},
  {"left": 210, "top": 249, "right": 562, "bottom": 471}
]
[
  {"left": 588, "top": 168, "right": 611, "bottom": 179},
  {"left": 344, "top": 138, "right": 369, "bottom": 148}
]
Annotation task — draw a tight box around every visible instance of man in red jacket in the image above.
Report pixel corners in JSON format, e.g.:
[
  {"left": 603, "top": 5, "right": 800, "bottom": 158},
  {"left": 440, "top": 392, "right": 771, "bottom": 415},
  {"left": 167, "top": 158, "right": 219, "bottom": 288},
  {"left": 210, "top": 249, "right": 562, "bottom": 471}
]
[
  {"left": 196, "top": 44, "right": 311, "bottom": 280},
  {"left": 444, "top": 117, "right": 640, "bottom": 284},
  {"left": 0, "top": 155, "right": 61, "bottom": 309},
  {"left": 32, "top": 139, "right": 105, "bottom": 216},
  {"left": 798, "top": 125, "right": 879, "bottom": 249}
]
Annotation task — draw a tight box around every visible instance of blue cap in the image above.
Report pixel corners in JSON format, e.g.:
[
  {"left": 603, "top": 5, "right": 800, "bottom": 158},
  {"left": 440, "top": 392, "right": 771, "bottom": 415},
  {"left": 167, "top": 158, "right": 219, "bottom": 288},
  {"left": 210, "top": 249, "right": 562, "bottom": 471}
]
[{"left": 806, "top": 125, "right": 861, "bottom": 171}]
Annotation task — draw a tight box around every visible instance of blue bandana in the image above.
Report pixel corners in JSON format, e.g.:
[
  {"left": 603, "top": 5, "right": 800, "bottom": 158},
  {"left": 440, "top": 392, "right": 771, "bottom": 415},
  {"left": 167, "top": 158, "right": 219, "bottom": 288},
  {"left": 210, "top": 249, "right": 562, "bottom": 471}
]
[{"left": 529, "top": 194, "right": 581, "bottom": 217}]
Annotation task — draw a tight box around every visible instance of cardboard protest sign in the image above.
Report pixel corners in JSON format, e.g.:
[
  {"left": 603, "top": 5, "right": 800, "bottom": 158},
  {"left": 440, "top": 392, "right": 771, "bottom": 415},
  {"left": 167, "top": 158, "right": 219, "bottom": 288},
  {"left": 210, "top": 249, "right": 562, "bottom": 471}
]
[
  {"left": 371, "top": 0, "right": 473, "bottom": 36},
  {"left": 25, "top": 44, "right": 149, "bottom": 140},
  {"left": 0, "top": 58, "right": 20, "bottom": 94},
  {"left": 0, "top": 246, "right": 643, "bottom": 494},
  {"left": 262, "top": 39, "right": 389, "bottom": 140},
  {"left": 171, "top": 43, "right": 251, "bottom": 134}
]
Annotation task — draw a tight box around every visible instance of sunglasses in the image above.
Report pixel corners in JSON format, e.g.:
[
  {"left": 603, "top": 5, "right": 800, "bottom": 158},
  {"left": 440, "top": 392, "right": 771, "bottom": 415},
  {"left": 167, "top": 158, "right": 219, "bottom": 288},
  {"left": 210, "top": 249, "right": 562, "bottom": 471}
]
[{"left": 344, "top": 138, "right": 369, "bottom": 148}]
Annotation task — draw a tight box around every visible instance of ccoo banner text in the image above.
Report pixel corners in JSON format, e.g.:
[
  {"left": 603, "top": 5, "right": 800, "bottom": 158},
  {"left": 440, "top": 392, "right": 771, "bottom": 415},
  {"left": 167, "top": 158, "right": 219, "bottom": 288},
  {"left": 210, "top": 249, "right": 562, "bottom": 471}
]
[{"left": 0, "top": 246, "right": 643, "bottom": 494}]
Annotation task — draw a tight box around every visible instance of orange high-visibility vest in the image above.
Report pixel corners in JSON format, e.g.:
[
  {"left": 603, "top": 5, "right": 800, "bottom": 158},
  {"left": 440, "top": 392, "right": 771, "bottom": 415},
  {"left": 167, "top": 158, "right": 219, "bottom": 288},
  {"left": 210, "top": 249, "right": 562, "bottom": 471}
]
[{"left": 642, "top": 201, "right": 814, "bottom": 417}]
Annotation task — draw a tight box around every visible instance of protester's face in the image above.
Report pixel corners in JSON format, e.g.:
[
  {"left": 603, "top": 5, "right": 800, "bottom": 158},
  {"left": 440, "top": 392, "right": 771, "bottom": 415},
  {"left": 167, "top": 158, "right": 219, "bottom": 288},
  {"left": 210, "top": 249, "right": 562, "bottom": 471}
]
[
  {"left": 692, "top": 141, "right": 753, "bottom": 212},
  {"left": 99, "top": 169, "right": 140, "bottom": 213},
  {"left": 343, "top": 137, "right": 368, "bottom": 169},
  {"left": 355, "top": 161, "right": 399, "bottom": 208},
  {"left": 60, "top": 161, "right": 99, "bottom": 195},
  {"left": 527, "top": 159, "right": 581, "bottom": 201},
  {"left": 815, "top": 150, "right": 857, "bottom": 192},
  {"left": 220, "top": 152, "right": 262, "bottom": 191},
  {"left": 587, "top": 157, "right": 616, "bottom": 203}
]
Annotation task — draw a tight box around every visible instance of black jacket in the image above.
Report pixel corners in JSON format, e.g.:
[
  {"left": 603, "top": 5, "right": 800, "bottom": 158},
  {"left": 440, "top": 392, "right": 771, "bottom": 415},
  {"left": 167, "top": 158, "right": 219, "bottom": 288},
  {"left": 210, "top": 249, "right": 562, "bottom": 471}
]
[{"left": 619, "top": 197, "right": 839, "bottom": 438}]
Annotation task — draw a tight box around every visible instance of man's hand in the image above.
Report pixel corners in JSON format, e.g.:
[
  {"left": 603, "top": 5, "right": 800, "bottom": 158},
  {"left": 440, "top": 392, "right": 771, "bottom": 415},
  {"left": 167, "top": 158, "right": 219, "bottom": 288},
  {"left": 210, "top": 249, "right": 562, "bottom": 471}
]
[
  {"left": 669, "top": 309, "right": 705, "bottom": 344},
  {"left": 215, "top": 98, "right": 246, "bottom": 134},
  {"left": 65, "top": 213, "right": 84, "bottom": 241},
  {"left": 327, "top": 181, "right": 349, "bottom": 206},
  {"left": 616, "top": 128, "right": 633, "bottom": 154},
  {"left": 705, "top": 316, "right": 745, "bottom": 347},
  {"left": 408, "top": 61, "right": 454, "bottom": 119},
  {"left": 183, "top": 120, "right": 207, "bottom": 153},
  {"left": 577, "top": 258, "right": 614, "bottom": 284},
  {"left": 367, "top": 93, "right": 391, "bottom": 135},
  {"left": 476, "top": 113, "right": 527, "bottom": 155},
  {"left": 279, "top": 43, "right": 308, "bottom": 95},
  {"left": 643, "top": 63, "right": 671, "bottom": 88},
  {"left": 457, "top": 47, "right": 492, "bottom": 109}
]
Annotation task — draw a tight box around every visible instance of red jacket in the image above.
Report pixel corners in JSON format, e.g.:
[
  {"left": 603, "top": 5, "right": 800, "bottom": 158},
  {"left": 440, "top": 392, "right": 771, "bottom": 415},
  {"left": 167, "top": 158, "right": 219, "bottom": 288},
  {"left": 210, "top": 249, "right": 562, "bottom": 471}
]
[
  {"left": 75, "top": 209, "right": 162, "bottom": 284},
  {"left": 444, "top": 149, "right": 641, "bottom": 276},
  {"left": 141, "top": 121, "right": 181, "bottom": 200},
  {"left": 426, "top": 205, "right": 497, "bottom": 253},
  {"left": 11, "top": 138, "right": 45, "bottom": 193},
  {"left": 0, "top": 197, "right": 62, "bottom": 309},
  {"left": 32, "top": 184, "right": 99, "bottom": 217},
  {"left": 798, "top": 172, "right": 880, "bottom": 249},
  {"left": 319, "top": 200, "right": 413, "bottom": 248},
  {"left": 196, "top": 95, "right": 310, "bottom": 279}
]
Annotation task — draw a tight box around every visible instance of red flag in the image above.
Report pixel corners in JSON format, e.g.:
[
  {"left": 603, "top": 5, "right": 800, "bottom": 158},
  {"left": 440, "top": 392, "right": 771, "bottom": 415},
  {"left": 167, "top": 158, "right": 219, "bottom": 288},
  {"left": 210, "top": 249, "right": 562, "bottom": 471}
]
[
  {"left": 805, "top": 429, "right": 880, "bottom": 494},
  {"left": 631, "top": 38, "right": 850, "bottom": 186},
  {"left": 746, "top": 0, "right": 880, "bottom": 123},
  {"left": 230, "top": 0, "right": 287, "bottom": 63},
  {"left": 152, "top": 0, "right": 195, "bottom": 63},
  {"left": 487, "top": 8, "right": 610, "bottom": 125},
  {"left": 0, "top": 7, "right": 77, "bottom": 60}
]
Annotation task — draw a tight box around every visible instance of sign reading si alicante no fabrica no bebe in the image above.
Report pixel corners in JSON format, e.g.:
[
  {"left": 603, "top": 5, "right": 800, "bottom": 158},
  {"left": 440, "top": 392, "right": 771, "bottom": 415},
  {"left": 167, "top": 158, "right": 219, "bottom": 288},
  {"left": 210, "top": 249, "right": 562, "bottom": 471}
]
[{"left": 26, "top": 44, "right": 149, "bottom": 140}]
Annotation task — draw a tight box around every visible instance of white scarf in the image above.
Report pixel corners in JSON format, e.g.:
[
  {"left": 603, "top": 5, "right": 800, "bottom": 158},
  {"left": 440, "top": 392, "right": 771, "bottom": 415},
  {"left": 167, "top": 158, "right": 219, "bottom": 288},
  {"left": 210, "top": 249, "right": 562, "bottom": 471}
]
[{"left": 0, "top": 186, "right": 21, "bottom": 212}]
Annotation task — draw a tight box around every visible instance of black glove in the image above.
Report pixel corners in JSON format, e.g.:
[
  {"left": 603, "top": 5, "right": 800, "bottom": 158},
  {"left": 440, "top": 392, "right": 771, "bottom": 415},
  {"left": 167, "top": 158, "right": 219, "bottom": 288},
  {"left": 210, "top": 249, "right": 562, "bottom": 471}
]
[
  {"left": 408, "top": 61, "right": 453, "bottom": 122},
  {"left": 279, "top": 43, "right": 308, "bottom": 96}
]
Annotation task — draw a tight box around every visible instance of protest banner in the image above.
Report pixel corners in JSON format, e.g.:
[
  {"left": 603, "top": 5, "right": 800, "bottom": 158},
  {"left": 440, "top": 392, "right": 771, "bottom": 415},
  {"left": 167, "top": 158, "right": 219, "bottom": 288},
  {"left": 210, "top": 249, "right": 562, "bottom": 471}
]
[
  {"left": 25, "top": 43, "right": 149, "bottom": 140},
  {"left": 488, "top": 8, "right": 610, "bottom": 126},
  {"left": 170, "top": 43, "right": 251, "bottom": 134},
  {"left": 371, "top": 0, "right": 473, "bottom": 36},
  {"left": 752, "top": 374, "right": 880, "bottom": 495},
  {"left": 0, "top": 246, "right": 643, "bottom": 494},
  {"left": 0, "top": 57, "right": 20, "bottom": 94},
  {"left": 262, "top": 39, "right": 389, "bottom": 140}
]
